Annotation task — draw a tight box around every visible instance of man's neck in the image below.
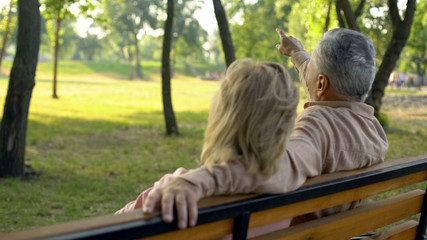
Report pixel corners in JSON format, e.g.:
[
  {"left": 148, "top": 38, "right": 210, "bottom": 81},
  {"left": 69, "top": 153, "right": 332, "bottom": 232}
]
[{"left": 318, "top": 88, "right": 360, "bottom": 102}]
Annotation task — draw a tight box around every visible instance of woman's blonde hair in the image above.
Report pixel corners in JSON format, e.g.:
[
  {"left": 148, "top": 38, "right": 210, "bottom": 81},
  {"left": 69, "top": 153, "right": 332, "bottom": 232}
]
[{"left": 200, "top": 58, "right": 299, "bottom": 178}]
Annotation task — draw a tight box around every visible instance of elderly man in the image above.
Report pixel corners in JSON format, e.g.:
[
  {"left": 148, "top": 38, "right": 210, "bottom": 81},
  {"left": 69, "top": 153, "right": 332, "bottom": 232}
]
[{"left": 143, "top": 28, "right": 388, "bottom": 230}]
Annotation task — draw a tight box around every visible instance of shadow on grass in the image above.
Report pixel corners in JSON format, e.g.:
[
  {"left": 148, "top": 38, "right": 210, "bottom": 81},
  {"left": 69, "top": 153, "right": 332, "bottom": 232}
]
[
  {"left": 0, "top": 110, "right": 210, "bottom": 231},
  {"left": 0, "top": 166, "right": 148, "bottom": 231},
  {"left": 384, "top": 114, "right": 427, "bottom": 160},
  {"left": 2, "top": 102, "right": 427, "bottom": 232},
  {"left": 26, "top": 110, "right": 208, "bottom": 143}
]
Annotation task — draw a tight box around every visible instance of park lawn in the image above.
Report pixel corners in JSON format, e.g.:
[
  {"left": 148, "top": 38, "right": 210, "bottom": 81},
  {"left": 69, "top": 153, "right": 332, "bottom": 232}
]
[
  {"left": 0, "top": 61, "right": 426, "bottom": 232},
  {"left": 0, "top": 62, "right": 219, "bottom": 232}
]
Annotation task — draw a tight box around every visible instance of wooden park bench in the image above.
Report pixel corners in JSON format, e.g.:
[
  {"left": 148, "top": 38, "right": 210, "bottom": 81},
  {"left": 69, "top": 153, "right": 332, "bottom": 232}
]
[{"left": 4, "top": 154, "right": 427, "bottom": 240}]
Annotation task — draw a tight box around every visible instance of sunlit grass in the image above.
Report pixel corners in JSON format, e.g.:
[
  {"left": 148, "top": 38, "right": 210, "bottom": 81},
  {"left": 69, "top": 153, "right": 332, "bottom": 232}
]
[
  {"left": 382, "top": 106, "right": 427, "bottom": 159},
  {"left": 1, "top": 70, "right": 218, "bottom": 141},
  {"left": 0, "top": 63, "right": 221, "bottom": 231},
  {"left": 385, "top": 87, "right": 426, "bottom": 95},
  {"left": 0, "top": 60, "right": 426, "bottom": 232}
]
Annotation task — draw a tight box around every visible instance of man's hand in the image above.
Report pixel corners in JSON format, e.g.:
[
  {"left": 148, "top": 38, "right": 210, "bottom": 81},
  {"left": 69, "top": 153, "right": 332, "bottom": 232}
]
[
  {"left": 143, "top": 177, "right": 201, "bottom": 229},
  {"left": 152, "top": 167, "right": 188, "bottom": 190},
  {"left": 275, "top": 28, "right": 304, "bottom": 57}
]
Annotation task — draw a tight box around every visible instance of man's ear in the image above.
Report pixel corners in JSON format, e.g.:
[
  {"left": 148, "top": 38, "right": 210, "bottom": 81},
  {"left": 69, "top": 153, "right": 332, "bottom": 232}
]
[{"left": 316, "top": 73, "right": 329, "bottom": 97}]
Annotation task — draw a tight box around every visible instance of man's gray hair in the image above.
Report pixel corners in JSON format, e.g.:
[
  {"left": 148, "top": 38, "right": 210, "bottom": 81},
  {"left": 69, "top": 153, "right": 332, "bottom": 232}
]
[{"left": 312, "top": 28, "right": 376, "bottom": 100}]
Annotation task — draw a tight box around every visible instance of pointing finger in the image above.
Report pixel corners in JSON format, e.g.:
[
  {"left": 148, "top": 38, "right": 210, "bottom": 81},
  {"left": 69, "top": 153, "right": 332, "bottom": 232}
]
[{"left": 276, "top": 28, "right": 287, "bottom": 38}]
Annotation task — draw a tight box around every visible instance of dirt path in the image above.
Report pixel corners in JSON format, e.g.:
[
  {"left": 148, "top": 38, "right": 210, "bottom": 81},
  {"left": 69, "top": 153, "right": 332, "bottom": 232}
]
[{"left": 382, "top": 94, "right": 427, "bottom": 109}]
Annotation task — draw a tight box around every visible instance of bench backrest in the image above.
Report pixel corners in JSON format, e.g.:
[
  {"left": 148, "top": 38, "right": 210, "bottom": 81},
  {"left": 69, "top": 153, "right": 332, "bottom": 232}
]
[{"left": 5, "top": 154, "right": 427, "bottom": 240}]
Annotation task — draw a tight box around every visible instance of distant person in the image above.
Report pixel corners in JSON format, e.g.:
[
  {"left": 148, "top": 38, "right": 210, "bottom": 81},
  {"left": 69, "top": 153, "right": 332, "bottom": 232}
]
[
  {"left": 142, "top": 28, "right": 388, "bottom": 231},
  {"left": 397, "top": 73, "right": 405, "bottom": 88},
  {"left": 389, "top": 71, "right": 398, "bottom": 88},
  {"left": 405, "top": 75, "right": 413, "bottom": 89},
  {"left": 116, "top": 58, "right": 299, "bottom": 224}
]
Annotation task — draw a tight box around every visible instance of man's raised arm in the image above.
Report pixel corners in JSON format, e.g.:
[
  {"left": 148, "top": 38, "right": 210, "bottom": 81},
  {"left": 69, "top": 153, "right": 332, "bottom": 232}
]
[{"left": 275, "top": 28, "right": 311, "bottom": 98}]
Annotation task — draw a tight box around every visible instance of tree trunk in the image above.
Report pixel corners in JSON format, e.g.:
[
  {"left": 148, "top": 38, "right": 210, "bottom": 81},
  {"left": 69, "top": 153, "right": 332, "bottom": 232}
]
[
  {"left": 354, "top": 0, "right": 366, "bottom": 19},
  {"left": 52, "top": 18, "right": 62, "bottom": 99},
  {"left": 0, "top": 0, "right": 40, "bottom": 178},
  {"left": 133, "top": 33, "right": 143, "bottom": 80},
  {"left": 336, "top": 0, "right": 346, "bottom": 28},
  {"left": 126, "top": 46, "right": 134, "bottom": 80},
  {"left": 213, "top": 0, "right": 235, "bottom": 68},
  {"left": 365, "top": 0, "right": 416, "bottom": 116},
  {"left": 161, "top": 0, "right": 179, "bottom": 136},
  {"left": 0, "top": 0, "right": 15, "bottom": 70},
  {"left": 338, "top": 0, "right": 360, "bottom": 31},
  {"left": 323, "top": 2, "right": 332, "bottom": 33}
]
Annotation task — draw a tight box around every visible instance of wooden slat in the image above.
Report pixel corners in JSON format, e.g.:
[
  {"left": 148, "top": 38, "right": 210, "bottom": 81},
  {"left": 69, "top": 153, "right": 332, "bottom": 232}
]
[
  {"left": 248, "top": 171, "right": 427, "bottom": 229},
  {"left": 4, "top": 155, "right": 427, "bottom": 240},
  {"left": 5, "top": 210, "right": 159, "bottom": 240},
  {"left": 198, "top": 194, "right": 257, "bottom": 209},
  {"left": 140, "top": 218, "right": 234, "bottom": 240},
  {"left": 4, "top": 195, "right": 254, "bottom": 240},
  {"left": 366, "top": 220, "right": 418, "bottom": 240},
  {"left": 251, "top": 190, "right": 425, "bottom": 240},
  {"left": 147, "top": 170, "right": 427, "bottom": 240}
]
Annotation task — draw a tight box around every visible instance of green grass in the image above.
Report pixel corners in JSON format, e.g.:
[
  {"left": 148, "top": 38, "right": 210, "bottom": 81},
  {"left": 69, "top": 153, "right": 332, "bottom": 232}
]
[
  {"left": 0, "top": 60, "right": 426, "bottom": 232},
  {"left": 385, "top": 87, "right": 426, "bottom": 95},
  {"left": 382, "top": 106, "right": 427, "bottom": 159},
  {"left": 1, "top": 59, "right": 225, "bottom": 81},
  {"left": 0, "top": 62, "right": 219, "bottom": 232}
]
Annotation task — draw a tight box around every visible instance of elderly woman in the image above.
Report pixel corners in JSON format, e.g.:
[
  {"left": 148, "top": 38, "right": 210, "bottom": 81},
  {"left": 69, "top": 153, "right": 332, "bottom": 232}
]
[
  {"left": 143, "top": 28, "right": 389, "bottom": 230},
  {"left": 117, "top": 59, "right": 299, "bottom": 220}
]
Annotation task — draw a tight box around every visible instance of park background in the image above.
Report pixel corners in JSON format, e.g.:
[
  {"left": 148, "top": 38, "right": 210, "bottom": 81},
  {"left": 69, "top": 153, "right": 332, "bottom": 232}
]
[{"left": 0, "top": 0, "right": 426, "bottom": 233}]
